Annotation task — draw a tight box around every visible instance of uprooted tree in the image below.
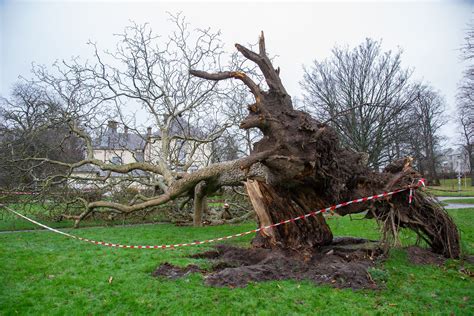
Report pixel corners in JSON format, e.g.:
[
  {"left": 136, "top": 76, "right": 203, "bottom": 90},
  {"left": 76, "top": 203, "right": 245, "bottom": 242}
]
[
  {"left": 188, "top": 32, "right": 460, "bottom": 258},
  {"left": 1, "top": 31, "right": 460, "bottom": 258}
]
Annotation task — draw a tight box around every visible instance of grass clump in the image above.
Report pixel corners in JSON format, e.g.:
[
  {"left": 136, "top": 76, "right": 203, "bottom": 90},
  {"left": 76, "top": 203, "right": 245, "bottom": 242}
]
[{"left": 367, "top": 267, "right": 389, "bottom": 284}]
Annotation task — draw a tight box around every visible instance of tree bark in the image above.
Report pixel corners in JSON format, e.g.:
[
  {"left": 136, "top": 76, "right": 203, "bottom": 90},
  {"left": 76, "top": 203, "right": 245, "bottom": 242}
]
[
  {"left": 193, "top": 181, "right": 207, "bottom": 227},
  {"left": 469, "top": 148, "right": 474, "bottom": 186},
  {"left": 245, "top": 180, "right": 332, "bottom": 249}
]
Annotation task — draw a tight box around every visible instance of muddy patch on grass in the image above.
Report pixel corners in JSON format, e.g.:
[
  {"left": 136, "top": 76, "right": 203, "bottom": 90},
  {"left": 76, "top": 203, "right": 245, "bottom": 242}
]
[
  {"left": 151, "top": 262, "right": 202, "bottom": 279},
  {"left": 406, "top": 246, "right": 446, "bottom": 266},
  {"left": 152, "top": 237, "right": 385, "bottom": 289}
]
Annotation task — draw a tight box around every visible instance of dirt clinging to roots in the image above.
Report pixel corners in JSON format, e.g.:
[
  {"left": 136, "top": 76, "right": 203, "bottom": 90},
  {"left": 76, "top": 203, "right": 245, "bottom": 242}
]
[{"left": 152, "top": 238, "right": 386, "bottom": 289}]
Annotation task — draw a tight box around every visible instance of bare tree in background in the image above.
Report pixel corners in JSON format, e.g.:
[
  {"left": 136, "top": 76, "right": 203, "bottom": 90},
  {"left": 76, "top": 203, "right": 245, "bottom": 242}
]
[
  {"left": 84, "top": 15, "right": 244, "bottom": 226},
  {"left": 406, "top": 85, "right": 446, "bottom": 186},
  {"left": 87, "top": 15, "right": 229, "bottom": 176},
  {"left": 457, "top": 21, "right": 474, "bottom": 185},
  {"left": 0, "top": 83, "right": 83, "bottom": 191},
  {"left": 301, "top": 38, "right": 418, "bottom": 169}
]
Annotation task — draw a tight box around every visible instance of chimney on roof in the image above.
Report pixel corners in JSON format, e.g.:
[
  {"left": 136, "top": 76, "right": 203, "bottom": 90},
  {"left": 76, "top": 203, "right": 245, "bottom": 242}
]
[
  {"left": 147, "top": 127, "right": 152, "bottom": 137},
  {"left": 108, "top": 120, "right": 118, "bottom": 132},
  {"left": 124, "top": 125, "right": 129, "bottom": 135}
]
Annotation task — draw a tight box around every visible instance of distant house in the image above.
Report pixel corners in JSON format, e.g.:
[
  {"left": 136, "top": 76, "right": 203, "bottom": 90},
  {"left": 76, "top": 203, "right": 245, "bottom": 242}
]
[
  {"left": 70, "top": 119, "right": 212, "bottom": 189},
  {"left": 91, "top": 120, "right": 146, "bottom": 165},
  {"left": 439, "top": 147, "right": 471, "bottom": 174},
  {"left": 70, "top": 121, "right": 148, "bottom": 188}
]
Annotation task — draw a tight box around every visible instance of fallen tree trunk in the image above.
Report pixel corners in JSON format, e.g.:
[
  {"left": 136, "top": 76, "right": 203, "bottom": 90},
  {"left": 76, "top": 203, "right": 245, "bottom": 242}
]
[{"left": 193, "top": 181, "right": 207, "bottom": 227}]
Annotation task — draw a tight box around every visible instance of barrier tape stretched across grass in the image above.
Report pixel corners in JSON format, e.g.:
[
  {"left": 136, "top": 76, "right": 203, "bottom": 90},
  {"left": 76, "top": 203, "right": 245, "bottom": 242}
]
[{"left": 0, "top": 179, "right": 425, "bottom": 249}]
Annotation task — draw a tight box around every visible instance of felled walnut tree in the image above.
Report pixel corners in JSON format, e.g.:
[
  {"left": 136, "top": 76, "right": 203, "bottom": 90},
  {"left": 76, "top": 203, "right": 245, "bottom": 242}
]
[{"left": 190, "top": 32, "right": 460, "bottom": 258}]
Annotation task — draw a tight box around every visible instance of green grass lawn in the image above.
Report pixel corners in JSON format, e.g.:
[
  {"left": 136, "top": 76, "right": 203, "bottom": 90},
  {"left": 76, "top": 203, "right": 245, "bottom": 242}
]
[
  {"left": 427, "top": 177, "right": 474, "bottom": 197},
  {"left": 440, "top": 177, "right": 472, "bottom": 187},
  {"left": 0, "top": 209, "right": 473, "bottom": 315},
  {"left": 0, "top": 202, "right": 170, "bottom": 232}
]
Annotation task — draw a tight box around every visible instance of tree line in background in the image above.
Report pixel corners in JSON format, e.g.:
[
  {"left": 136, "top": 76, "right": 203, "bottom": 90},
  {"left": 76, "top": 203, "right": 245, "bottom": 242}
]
[
  {"left": 300, "top": 38, "right": 447, "bottom": 185},
  {"left": 0, "top": 15, "right": 472, "bottom": 226},
  {"left": 457, "top": 20, "right": 474, "bottom": 186}
]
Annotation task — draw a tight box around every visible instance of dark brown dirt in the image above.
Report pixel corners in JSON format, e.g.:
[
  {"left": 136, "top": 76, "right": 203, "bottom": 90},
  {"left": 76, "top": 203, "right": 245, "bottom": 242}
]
[
  {"left": 152, "top": 237, "right": 385, "bottom": 289},
  {"left": 406, "top": 246, "right": 446, "bottom": 266},
  {"left": 151, "top": 262, "right": 202, "bottom": 279}
]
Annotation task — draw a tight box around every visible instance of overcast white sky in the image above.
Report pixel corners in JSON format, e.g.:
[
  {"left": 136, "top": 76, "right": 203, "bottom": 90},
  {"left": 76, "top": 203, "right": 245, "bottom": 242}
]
[{"left": 0, "top": 0, "right": 472, "bottom": 145}]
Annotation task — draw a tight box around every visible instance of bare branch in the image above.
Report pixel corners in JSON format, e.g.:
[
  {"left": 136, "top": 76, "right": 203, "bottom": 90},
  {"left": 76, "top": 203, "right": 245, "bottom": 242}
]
[{"left": 189, "top": 70, "right": 262, "bottom": 99}]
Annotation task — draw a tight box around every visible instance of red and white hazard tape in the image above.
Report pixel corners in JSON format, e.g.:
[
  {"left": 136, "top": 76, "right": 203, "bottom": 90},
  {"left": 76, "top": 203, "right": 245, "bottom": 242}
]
[
  {"left": 1, "top": 179, "right": 425, "bottom": 250},
  {"left": 409, "top": 178, "right": 425, "bottom": 203}
]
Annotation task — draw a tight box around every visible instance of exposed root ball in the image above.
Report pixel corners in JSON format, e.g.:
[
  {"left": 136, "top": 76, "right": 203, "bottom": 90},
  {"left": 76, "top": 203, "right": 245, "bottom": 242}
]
[{"left": 370, "top": 190, "right": 460, "bottom": 258}]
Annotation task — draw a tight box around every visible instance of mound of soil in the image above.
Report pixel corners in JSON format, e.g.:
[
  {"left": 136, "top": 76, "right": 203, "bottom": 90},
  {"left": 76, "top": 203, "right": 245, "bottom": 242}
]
[
  {"left": 152, "top": 237, "right": 384, "bottom": 289},
  {"left": 406, "top": 246, "right": 446, "bottom": 266}
]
